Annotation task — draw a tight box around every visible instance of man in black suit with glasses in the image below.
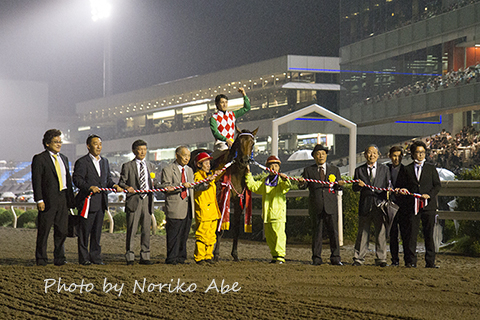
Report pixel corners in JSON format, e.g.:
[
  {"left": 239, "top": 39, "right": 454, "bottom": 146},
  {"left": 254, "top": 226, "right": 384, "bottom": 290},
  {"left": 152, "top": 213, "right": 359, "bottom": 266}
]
[{"left": 32, "top": 129, "right": 74, "bottom": 266}]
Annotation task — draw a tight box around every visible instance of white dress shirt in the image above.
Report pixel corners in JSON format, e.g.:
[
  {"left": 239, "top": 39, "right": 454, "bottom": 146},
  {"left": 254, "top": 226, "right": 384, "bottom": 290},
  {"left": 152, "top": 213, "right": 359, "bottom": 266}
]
[
  {"left": 414, "top": 160, "right": 425, "bottom": 181},
  {"left": 367, "top": 162, "right": 377, "bottom": 182},
  {"left": 89, "top": 153, "right": 101, "bottom": 177}
]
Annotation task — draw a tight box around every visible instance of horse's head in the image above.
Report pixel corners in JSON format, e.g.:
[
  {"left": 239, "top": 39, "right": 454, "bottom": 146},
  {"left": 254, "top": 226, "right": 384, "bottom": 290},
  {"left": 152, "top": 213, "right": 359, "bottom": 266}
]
[{"left": 230, "top": 127, "right": 258, "bottom": 166}]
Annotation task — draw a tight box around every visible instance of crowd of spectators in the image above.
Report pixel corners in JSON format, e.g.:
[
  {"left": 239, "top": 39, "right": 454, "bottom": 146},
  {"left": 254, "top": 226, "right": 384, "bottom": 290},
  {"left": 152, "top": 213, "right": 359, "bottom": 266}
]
[
  {"left": 364, "top": 64, "right": 480, "bottom": 105},
  {"left": 403, "top": 127, "right": 480, "bottom": 175},
  {"left": 361, "top": 0, "right": 480, "bottom": 42}
]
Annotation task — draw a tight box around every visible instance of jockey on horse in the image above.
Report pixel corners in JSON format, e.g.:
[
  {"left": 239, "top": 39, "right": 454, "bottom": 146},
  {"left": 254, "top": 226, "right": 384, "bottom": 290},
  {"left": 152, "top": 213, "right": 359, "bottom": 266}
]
[
  {"left": 208, "top": 88, "right": 254, "bottom": 261},
  {"left": 209, "top": 87, "right": 251, "bottom": 164}
]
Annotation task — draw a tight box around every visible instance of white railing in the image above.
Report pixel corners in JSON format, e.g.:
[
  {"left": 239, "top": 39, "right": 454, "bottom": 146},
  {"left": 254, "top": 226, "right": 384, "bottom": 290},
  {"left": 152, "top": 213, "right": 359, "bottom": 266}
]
[{"left": 2, "top": 181, "right": 479, "bottom": 243}]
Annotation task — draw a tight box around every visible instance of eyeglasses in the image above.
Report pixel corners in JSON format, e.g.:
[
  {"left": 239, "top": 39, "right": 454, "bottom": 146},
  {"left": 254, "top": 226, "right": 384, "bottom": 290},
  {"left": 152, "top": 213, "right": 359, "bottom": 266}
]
[{"left": 51, "top": 140, "right": 63, "bottom": 144}]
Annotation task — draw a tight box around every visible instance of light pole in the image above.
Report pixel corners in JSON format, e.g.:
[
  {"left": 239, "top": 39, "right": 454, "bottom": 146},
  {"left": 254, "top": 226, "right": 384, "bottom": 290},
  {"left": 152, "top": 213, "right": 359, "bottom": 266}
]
[{"left": 91, "top": 0, "right": 112, "bottom": 97}]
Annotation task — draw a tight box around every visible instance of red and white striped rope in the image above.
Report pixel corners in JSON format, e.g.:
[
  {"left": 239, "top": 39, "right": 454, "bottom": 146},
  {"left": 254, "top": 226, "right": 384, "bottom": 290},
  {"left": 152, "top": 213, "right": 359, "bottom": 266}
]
[
  {"left": 252, "top": 160, "right": 423, "bottom": 199},
  {"left": 80, "top": 160, "right": 234, "bottom": 219},
  {"left": 104, "top": 160, "right": 234, "bottom": 194}
]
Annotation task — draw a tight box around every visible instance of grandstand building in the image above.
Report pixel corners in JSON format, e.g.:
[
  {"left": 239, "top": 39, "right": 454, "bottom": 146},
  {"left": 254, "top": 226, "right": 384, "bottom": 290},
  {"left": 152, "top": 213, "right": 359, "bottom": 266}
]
[
  {"left": 339, "top": 0, "right": 480, "bottom": 138},
  {"left": 75, "top": 55, "right": 345, "bottom": 170}
]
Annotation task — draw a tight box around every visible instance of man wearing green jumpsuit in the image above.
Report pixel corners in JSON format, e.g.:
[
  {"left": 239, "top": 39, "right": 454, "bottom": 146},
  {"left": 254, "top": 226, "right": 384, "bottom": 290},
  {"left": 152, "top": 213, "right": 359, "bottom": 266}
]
[{"left": 245, "top": 156, "right": 291, "bottom": 264}]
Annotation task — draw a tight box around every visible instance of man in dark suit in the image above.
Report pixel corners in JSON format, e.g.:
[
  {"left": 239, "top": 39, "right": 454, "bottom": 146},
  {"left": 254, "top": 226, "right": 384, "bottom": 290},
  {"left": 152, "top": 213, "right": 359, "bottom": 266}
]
[
  {"left": 352, "top": 144, "right": 391, "bottom": 267},
  {"left": 386, "top": 145, "right": 409, "bottom": 267},
  {"left": 299, "top": 144, "right": 344, "bottom": 266},
  {"left": 32, "top": 129, "right": 74, "bottom": 266},
  {"left": 398, "top": 141, "right": 441, "bottom": 268},
  {"left": 118, "top": 140, "right": 161, "bottom": 265},
  {"left": 73, "top": 134, "right": 122, "bottom": 266},
  {"left": 161, "top": 146, "right": 195, "bottom": 265}
]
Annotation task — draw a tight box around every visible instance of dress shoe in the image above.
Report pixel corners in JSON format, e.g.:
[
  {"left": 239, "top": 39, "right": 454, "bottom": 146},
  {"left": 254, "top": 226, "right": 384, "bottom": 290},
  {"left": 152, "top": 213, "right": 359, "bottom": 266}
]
[
  {"left": 312, "top": 260, "right": 323, "bottom": 266},
  {"left": 425, "top": 264, "right": 439, "bottom": 269},
  {"left": 352, "top": 261, "right": 362, "bottom": 266},
  {"left": 406, "top": 263, "right": 417, "bottom": 268},
  {"left": 54, "top": 260, "right": 67, "bottom": 266},
  {"left": 270, "top": 260, "right": 277, "bottom": 264},
  {"left": 139, "top": 260, "right": 153, "bottom": 265},
  {"left": 390, "top": 262, "right": 399, "bottom": 267},
  {"left": 93, "top": 262, "right": 106, "bottom": 265},
  {"left": 126, "top": 261, "right": 134, "bottom": 266},
  {"left": 36, "top": 261, "right": 47, "bottom": 266},
  {"left": 80, "top": 261, "right": 92, "bottom": 266},
  {"left": 205, "top": 259, "right": 216, "bottom": 264},
  {"left": 378, "top": 262, "right": 388, "bottom": 267},
  {"left": 331, "top": 261, "right": 344, "bottom": 266}
]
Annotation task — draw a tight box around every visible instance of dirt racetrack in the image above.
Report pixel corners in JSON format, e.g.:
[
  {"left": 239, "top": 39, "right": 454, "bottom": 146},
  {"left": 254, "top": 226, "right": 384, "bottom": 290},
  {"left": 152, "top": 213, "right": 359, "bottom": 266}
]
[{"left": 0, "top": 227, "right": 479, "bottom": 320}]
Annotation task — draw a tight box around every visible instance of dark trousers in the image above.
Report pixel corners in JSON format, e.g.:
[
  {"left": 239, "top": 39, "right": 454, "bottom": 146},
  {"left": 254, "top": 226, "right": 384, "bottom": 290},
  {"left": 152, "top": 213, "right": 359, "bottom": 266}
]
[
  {"left": 389, "top": 210, "right": 409, "bottom": 264},
  {"left": 312, "top": 209, "right": 340, "bottom": 264},
  {"left": 165, "top": 205, "right": 192, "bottom": 264},
  {"left": 77, "top": 209, "right": 104, "bottom": 264},
  {"left": 405, "top": 210, "right": 436, "bottom": 266},
  {"left": 36, "top": 190, "right": 68, "bottom": 265}
]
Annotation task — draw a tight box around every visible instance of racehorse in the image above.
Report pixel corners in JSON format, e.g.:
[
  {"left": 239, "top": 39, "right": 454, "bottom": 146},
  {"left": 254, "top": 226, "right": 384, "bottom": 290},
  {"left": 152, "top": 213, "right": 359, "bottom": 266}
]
[{"left": 213, "top": 127, "right": 258, "bottom": 261}]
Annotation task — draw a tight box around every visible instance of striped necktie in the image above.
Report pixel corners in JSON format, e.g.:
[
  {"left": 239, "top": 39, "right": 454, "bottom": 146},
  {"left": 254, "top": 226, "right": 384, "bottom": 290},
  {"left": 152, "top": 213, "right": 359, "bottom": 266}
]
[
  {"left": 53, "top": 154, "right": 64, "bottom": 191},
  {"left": 139, "top": 161, "right": 147, "bottom": 199}
]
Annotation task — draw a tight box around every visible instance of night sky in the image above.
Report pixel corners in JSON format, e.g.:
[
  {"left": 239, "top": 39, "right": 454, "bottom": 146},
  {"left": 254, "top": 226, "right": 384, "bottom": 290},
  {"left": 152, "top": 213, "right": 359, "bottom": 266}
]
[{"left": 0, "top": 0, "right": 339, "bottom": 119}]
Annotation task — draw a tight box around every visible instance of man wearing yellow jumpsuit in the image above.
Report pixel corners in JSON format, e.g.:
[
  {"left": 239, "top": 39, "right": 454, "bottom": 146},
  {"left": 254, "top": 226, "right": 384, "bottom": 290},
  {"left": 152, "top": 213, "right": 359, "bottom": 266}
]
[
  {"left": 193, "top": 152, "right": 221, "bottom": 265},
  {"left": 245, "top": 156, "right": 291, "bottom": 264}
]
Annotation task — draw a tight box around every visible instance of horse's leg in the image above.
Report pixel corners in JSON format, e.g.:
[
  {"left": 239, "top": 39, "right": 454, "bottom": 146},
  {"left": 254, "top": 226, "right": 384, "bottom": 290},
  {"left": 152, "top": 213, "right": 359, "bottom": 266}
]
[
  {"left": 231, "top": 199, "right": 243, "bottom": 261},
  {"left": 213, "top": 229, "right": 223, "bottom": 262}
]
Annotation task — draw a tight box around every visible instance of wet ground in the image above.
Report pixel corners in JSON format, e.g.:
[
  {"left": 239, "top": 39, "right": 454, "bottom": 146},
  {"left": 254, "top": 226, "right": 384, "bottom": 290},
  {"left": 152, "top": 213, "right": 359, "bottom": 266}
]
[{"left": 1, "top": 227, "right": 479, "bottom": 319}]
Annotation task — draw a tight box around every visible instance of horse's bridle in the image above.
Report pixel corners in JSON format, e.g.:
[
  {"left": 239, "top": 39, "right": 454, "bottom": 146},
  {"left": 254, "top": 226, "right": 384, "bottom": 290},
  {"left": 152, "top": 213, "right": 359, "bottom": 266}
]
[
  {"left": 234, "top": 132, "right": 256, "bottom": 164},
  {"left": 238, "top": 133, "right": 255, "bottom": 138}
]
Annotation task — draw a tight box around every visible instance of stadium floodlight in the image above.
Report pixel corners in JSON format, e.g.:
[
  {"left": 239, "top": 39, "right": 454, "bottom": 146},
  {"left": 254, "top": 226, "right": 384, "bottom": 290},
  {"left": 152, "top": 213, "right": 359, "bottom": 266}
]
[
  {"left": 91, "top": 0, "right": 112, "bottom": 22},
  {"left": 90, "top": 0, "right": 113, "bottom": 96}
]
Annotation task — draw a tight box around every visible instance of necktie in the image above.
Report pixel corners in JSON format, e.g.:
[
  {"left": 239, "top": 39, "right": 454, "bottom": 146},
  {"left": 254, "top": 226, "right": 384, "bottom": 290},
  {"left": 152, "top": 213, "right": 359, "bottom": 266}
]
[
  {"left": 368, "top": 166, "right": 374, "bottom": 184},
  {"left": 319, "top": 166, "right": 325, "bottom": 181},
  {"left": 181, "top": 168, "right": 187, "bottom": 200},
  {"left": 53, "top": 154, "right": 64, "bottom": 191},
  {"left": 139, "top": 161, "right": 147, "bottom": 199}
]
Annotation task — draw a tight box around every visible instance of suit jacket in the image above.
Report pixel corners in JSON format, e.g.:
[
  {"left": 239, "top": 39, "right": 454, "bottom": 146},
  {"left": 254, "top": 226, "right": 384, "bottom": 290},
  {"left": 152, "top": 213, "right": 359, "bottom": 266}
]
[
  {"left": 31, "top": 150, "right": 74, "bottom": 210},
  {"left": 387, "top": 163, "right": 407, "bottom": 207},
  {"left": 118, "top": 159, "right": 160, "bottom": 214},
  {"left": 161, "top": 161, "right": 195, "bottom": 220},
  {"left": 397, "top": 162, "right": 441, "bottom": 212},
  {"left": 301, "top": 163, "right": 342, "bottom": 215},
  {"left": 73, "top": 154, "right": 116, "bottom": 213},
  {"left": 353, "top": 162, "right": 390, "bottom": 216}
]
